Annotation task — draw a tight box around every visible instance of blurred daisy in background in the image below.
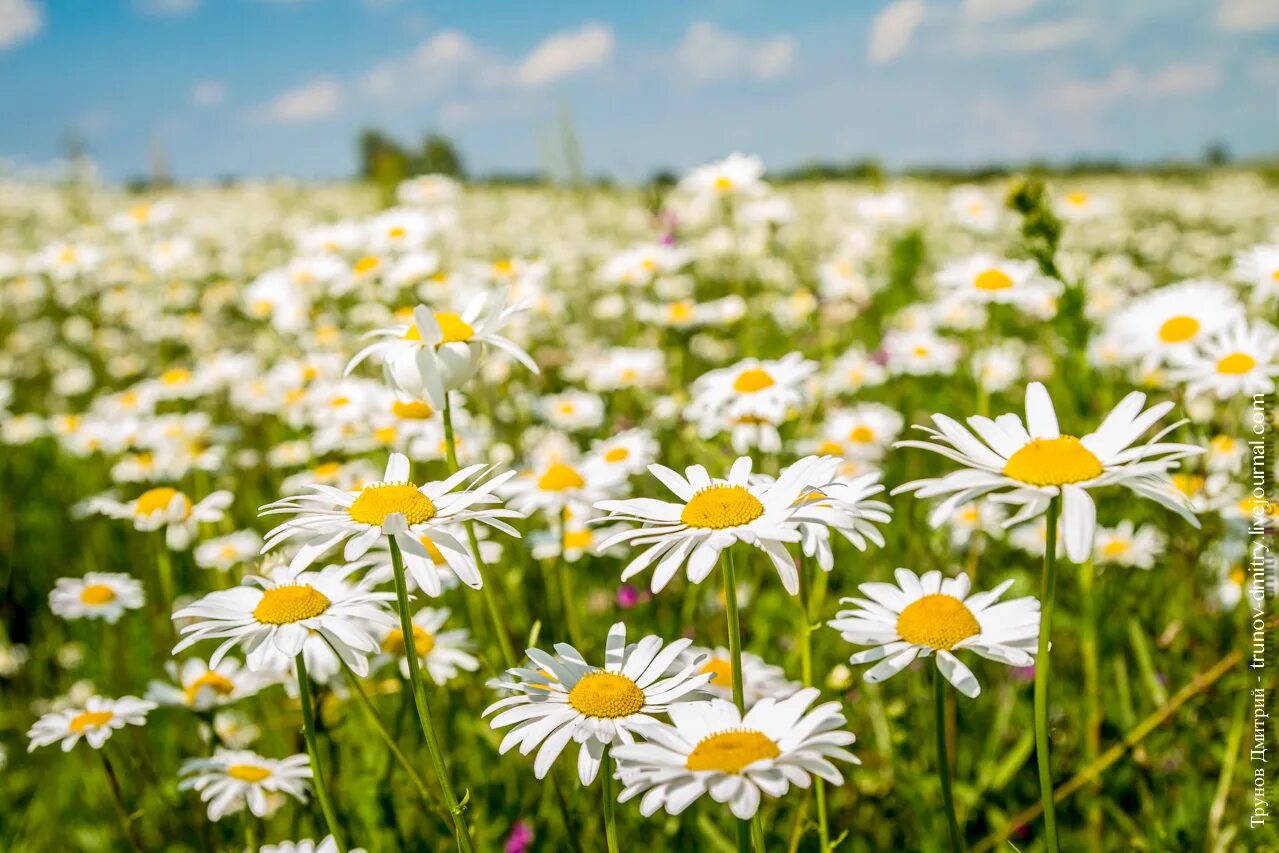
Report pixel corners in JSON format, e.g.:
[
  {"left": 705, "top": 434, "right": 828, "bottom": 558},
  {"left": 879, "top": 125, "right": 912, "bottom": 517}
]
[
  {"left": 147, "top": 657, "right": 269, "bottom": 711},
  {"left": 1107, "top": 280, "right": 1243, "bottom": 370},
  {"left": 194, "top": 530, "right": 264, "bottom": 573},
  {"left": 28, "top": 695, "right": 156, "bottom": 752},
  {"left": 1231, "top": 242, "right": 1279, "bottom": 303},
  {"left": 374, "top": 607, "right": 479, "bottom": 684},
  {"left": 1092, "top": 521, "right": 1167, "bottom": 569},
  {"left": 48, "top": 573, "right": 144, "bottom": 623},
  {"left": 88, "top": 486, "right": 232, "bottom": 549},
  {"left": 685, "top": 646, "right": 800, "bottom": 707},
  {"left": 179, "top": 749, "right": 311, "bottom": 821},
  {"left": 935, "top": 253, "right": 1060, "bottom": 309},
  {"left": 1168, "top": 320, "right": 1279, "bottom": 399},
  {"left": 828, "top": 569, "right": 1039, "bottom": 698}
]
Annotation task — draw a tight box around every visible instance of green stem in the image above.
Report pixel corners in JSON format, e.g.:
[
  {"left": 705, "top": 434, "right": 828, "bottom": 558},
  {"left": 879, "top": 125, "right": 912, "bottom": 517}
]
[
  {"left": 934, "top": 668, "right": 964, "bottom": 853},
  {"left": 602, "top": 748, "right": 621, "bottom": 853},
  {"left": 388, "top": 537, "right": 475, "bottom": 853},
  {"left": 442, "top": 390, "right": 518, "bottom": 669},
  {"left": 555, "top": 508, "right": 585, "bottom": 649},
  {"left": 295, "top": 653, "right": 346, "bottom": 852},
  {"left": 721, "top": 548, "right": 750, "bottom": 853},
  {"left": 99, "top": 751, "right": 145, "bottom": 853},
  {"left": 1034, "top": 496, "right": 1060, "bottom": 853},
  {"left": 797, "top": 565, "right": 829, "bottom": 852},
  {"left": 1080, "top": 559, "right": 1102, "bottom": 847}
]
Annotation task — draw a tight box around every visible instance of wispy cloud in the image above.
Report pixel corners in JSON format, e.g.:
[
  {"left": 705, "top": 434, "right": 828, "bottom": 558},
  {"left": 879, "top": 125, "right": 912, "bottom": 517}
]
[
  {"left": 869, "top": 0, "right": 926, "bottom": 65},
  {"left": 1045, "top": 62, "right": 1222, "bottom": 111},
  {"left": 674, "top": 21, "right": 795, "bottom": 82},
  {"left": 0, "top": 0, "right": 43, "bottom": 53},
  {"left": 515, "top": 22, "right": 614, "bottom": 87},
  {"left": 190, "top": 79, "right": 226, "bottom": 108},
  {"left": 133, "top": 0, "right": 199, "bottom": 17},
  {"left": 1217, "top": 0, "right": 1279, "bottom": 31},
  {"left": 253, "top": 77, "right": 341, "bottom": 124}
]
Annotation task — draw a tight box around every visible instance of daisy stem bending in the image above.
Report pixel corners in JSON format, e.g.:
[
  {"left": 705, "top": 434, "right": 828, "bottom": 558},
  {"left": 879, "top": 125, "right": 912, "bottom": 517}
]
[
  {"left": 601, "top": 748, "right": 621, "bottom": 853},
  {"left": 1034, "top": 496, "right": 1061, "bottom": 853},
  {"left": 388, "top": 536, "right": 476, "bottom": 853},
  {"left": 934, "top": 667, "right": 964, "bottom": 853},
  {"left": 98, "top": 750, "right": 144, "bottom": 853},
  {"left": 294, "top": 652, "right": 346, "bottom": 853},
  {"left": 441, "top": 390, "right": 518, "bottom": 669}
]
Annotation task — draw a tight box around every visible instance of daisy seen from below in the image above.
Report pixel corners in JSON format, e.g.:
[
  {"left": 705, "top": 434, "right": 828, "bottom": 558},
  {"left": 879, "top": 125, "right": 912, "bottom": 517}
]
[
  {"left": 345, "top": 291, "right": 538, "bottom": 408},
  {"left": 48, "top": 572, "right": 144, "bottom": 623},
  {"left": 28, "top": 694, "right": 157, "bottom": 752},
  {"left": 484, "top": 622, "right": 713, "bottom": 785},
  {"left": 259, "top": 451, "right": 521, "bottom": 590},
  {"left": 612, "top": 688, "right": 858, "bottom": 820},
  {"left": 179, "top": 749, "right": 311, "bottom": 821}
]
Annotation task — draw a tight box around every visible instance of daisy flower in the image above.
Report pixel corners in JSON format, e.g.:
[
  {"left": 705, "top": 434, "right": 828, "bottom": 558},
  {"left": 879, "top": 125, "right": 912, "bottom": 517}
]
[
  {"left": 827, "top": 569, "right": 1040, "bottom": 698},
  {"left": 1093, "top": 520, "right": 1166, "bottom": 569},
  {"left": 502, "top": 445, "right": 613, "bottom": 519},
  {"left": 89, "top": 486, "right": 232, "bottom": 549},
  {"left": 28, "top": 695, "right": 156, "bottom": 752},
  {"left": 146, "top": 657, "right": 269, "bottom": 711},
  {"left": 789, "top": 471, "right": 893, "bottom": 572},
  {"left": 612, "top": 688, "right": 858, "bottom": 819},
  {"left": 935, "top": 253, "right": 1060, "bottom": 308},
  {"left": 345, "top": 292, "right": 538, "bottom": 408},
  {"left": 483, "top": 622, "right": 712, "bottom": 785},
  {"left": 375, "top": 607, "right": 479, "bottom": 684},
  {"left": 179, "top": 749, "right": 311, "bottom": 821},
  {"left": 679, "top": 153, "right": 766, "bottom": 200},
  {"left": 1231, "top": 242, "right": 1279, "bottom": 303},
  {"left": 195, "top": 530, "right": 265, "bottom": 572},
  {"left": 593, "top": 455, "right": 838, "bottom": 594},
  {"left": 686, "top": 646, "right": 801, "bottom": 707},
  {"left": 1167, "top": 320, "right": 1279, "bottom": 399},
  {"left": 259, "top": 451, "right": 522, "bottom": 593},
  {"left": 48, "top": 572, "right": 144, "bottom": 623},
  {"left": 893, "top": 381, "right": 1202, "bottom": 562},
  {"left": 261, "top": 838, "right": 365, "bottom": 853},
  {"left": 685, "top": 353, "right": 816, "bottom": 431},
  {"left": 172, "top": 561, "right": 396, "bottom": 676},
  {"left": 585, "top": 429, "right": 659, "bottom": 485},
  {"left": 1107, "top": 280, "right": 1243, "bottom": 370}
]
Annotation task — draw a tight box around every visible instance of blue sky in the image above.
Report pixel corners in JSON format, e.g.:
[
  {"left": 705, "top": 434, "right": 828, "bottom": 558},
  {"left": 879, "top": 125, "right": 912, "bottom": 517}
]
[{"left": 1, "top": 0, "right": 1277, "bottom": 182}]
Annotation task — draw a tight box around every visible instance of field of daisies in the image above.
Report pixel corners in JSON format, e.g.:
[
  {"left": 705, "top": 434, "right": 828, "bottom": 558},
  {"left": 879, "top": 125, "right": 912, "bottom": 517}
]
[{"left": 0, "top": 155, "right": 1276, "bottom": 853}]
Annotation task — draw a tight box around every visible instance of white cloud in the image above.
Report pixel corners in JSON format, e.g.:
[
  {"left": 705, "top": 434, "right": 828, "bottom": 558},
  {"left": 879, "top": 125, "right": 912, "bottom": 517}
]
[
  {"left": 255, "top": 77, "right": 341, "bottom": 124},
  {"left": 133, "top": 0, "right": 199, "bottom": 16},
  {"left": 868, "top": 0, "right": 926, "bottom": 65},
  {"left": 515, "top": 22, "right": 614, "bottom": 86},
  {"left": 674, "top": 21, "right": 796, "bottom": 82},
  {"left": 190, "top": 79, "right": 226, "bottom": 107},
  {"left": 1217, "top": 0, "right": 1279, "bottom": 31},
  {"left": 962, "top": 0, "right": 1037, "bottom": 22},
  {"left": 1146, "top": 62, "right": 1223, "bottom": 95},
  {"left": 360, "top": 30, "right": 491, "bottom": 99},
  {"left": 1045, "top": 62, "right": 1222, "bottom": 111},
  {"left": 0, "top": 0, "right": 42, "bottom": 53}
]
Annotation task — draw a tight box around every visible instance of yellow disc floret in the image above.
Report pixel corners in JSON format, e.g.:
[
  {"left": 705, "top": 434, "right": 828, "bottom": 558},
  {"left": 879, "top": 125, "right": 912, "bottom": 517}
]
[
  {"left": 1158, "top": 315, "right": 1200, "bottom": 344},
  {"left": 348, "top": 483, "right": 437, "bottom": 526},
  {"left": 183, "top": 671, "right": 236, "bottom": 705},
  {"left": 79, "top": 584, "right": 117, "bottom": 606},
  {"left": 681, "top": 485, "right": 765, "bottom": 529},
  {"left": 699, "top": 657, "right": 734, "bottom": 689},
  {"left": 567, "top": 671, "right": 645, "bottom": 718},
  {"left": 732, "top": 368, "right": 775, "bottom": 393},
  {"left": 973, "top": 268, "right": 1013, "bottom": 291},
  {"left": 686, "top": 729, "right": 780, "bottom": 773},
  {"left": 381, "top": 625, "right": 436, "bottom": 657},
  {"left": 1216, "top": 352, "right": 1257, "bottom": 375},
  {"left": 69, "top": 710, "right": 114, "bottom": 733},
  {"left": 226, "top": 765, "right": 272, "bottom": 783},
  {"left": 135, "top": 487, "right": 191, "bottom": 518},
  {"left": 252, "top": 584, "right": 331, "bottom": 625},
  {"left": 1002, "top": 436, "right": 1103, "bottom": 487},
  {"left": 896, "top": 594, "right": 981, "bottom": 650},
  {"left": 537, "top": 463, "right": 585, "bottom": 492}
]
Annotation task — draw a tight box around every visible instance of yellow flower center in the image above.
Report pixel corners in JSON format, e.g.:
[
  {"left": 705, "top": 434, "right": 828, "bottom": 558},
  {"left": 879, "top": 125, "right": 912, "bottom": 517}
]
[
  {"left": 381, "top": 625, "right": 436, "bottom": 657},
  {"left": 681, "top": 485, "right": 765, "bottom": 529},
  {"left": 69, "top": 710, "right": 114, "bottom": 733},
  {"left": 1066, "top": 191, "right": 1088, "bottom": 206},
  {"left": 183, "top": 671, "right": 236, "bottom": 705},
  {"left": 699, "top": 657, "right": 734, "bottom": 689},
  {"left": 713, "top": 176, "right": 735, "bottom": 192},
  {"left": 537, "top": 463, "right": 585, "bottom": 492},
  {"left": 896, "top": 594, "right": 981, "bottom": 650},
  {"left": 667, "top": 301, "right": 694, "bottom": 323},
  {"left": 1101, "top": 539, "right": 1129, "bottom": 557},
  {"left": 563, "top": 529, "right": 593, "bottom": 550},
  {"left": 353, "top": 256, "right": 381, "bottom": 274},
  {"left": 732, "top": 368, "right": 775, "bottom": 393},
  {"left": 848, "top": 425, "right": 876, "bottom": 443},
  {"left": 1173, "top": 473, "right": 1204, "bottom": 497},
  {"left": 973, "top": 268, "right": 1013, "bottom": 291},
  {"left": 252, "top": 584, "right": 331, "bottom": 625},
  {"left": 79, "top": 584, "right": 117, "bottom": 606},
  {"left": 403, "top": 312, "right": 475, "bottom": 345},
  {"left": 392, "top": 400, "right": 435, "bottom": 420},
  {"left": 348, "top": 483, "right": 437, "bottom": 526},
  {"left": 1002, "top": 436, "right": 1103, "bottom": 487},
  {"left": 160, "top": 368, "right": 191, "bottom": 385},
  {"left": 567, "top": 671, "right": 645, "bottom": 718},
  {"left": 1217, "top": 352, "right": 1257, "bottom": 375},
  {"left": 686, "top": 729, "right": 780, "bottom": 773},
  {"left": 134, "top": 487, "right": 192, "bottom": 518},
  {"left": 1158, "top": 315, "right": 1200, "bottom": 344},
  {"left": 603, "top": 447, "right": 630, "bottom": 463},
  {"left": 226, "top": 764, "right": 272, "bottom": 783},
  {"left": 312, "top": 462, "right": 342, "bottom": 480}
]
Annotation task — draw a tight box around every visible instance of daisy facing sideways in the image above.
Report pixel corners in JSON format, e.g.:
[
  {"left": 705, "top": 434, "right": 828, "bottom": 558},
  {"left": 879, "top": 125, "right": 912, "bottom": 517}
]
[
  {"left": 171, "top": 561, "right": 396, "bottom": 676},
  {"left": 179, "top": 749, "right": 311, "bottom": 821},
  {"left": 374, "top": 606, "right": 479, "bottom": 685},
  {"left": 48, "top": 572, "right": 144, "bottom": 623},
  {"left": 593, "top": 455, "right": 841, "bottom": 595},
  {"left": 88, "top": 486, "right": 232, "bottom": 549},
  {"left": 28, "top": 695, "right": 156, "bottom": 752},
  {"left": 483, "top": 622, "right": 713, "bottom": 785},
  {"left": 893, "top": 381, "right": 1202, "bottom": 562},
  {"left": 827, "top": 569, "right": 1039, "bottom": 698},
  {"left": 259, "top": 451, "right": 522, "bottom": 593},
  {"left": 345, "top": 292, "right": 538, "bottom": 408},
  {"left": 146, "top": 656, "right": 270, "bottom": 711},
  {"left": 612, "top": 688, "right": 858, "bottom": 820}
]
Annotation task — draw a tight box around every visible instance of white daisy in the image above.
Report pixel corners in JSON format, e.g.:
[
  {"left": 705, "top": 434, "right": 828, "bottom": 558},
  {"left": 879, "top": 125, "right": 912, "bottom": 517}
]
[
  {"left": 1167, "top": 320, "right": 1279, "bottom": 399},
  {"left": 48, "top": 572, "right": 144, "bottom": 623},
  {"left": 593, "top": 455, "right": 839, "bottom": 594},
  {"left": 1093, "top": 520, "right": 1166, "bottom": 569},
  {"left": 612, "top": 688, "right": 858, "bottom": 819},
  {"left": 1107, "top": 280, "right": 1244, "bottom": 370},
  {"left": 789, "top": 471, "right": 893, "bottom": 572},
  {"left": 684, "top": 353, "right": 816, "bottom": 432},
  {"left": 935, "top": 253, "right": 1060, "bottom": 308},
  {"left": 172, "top": 562, "right": 396, "bottom": 676},
  {"left": 1230, "top": 242, "right": 1279, "bottom": 303},
  {"left": 828, "top": 569, "right": 1040, "bottom": 698},
  {"left": 261, "top": 838, "right": 365, "bottom": 853},
  {"left": 88, "top": 486, "right": 232, "bottom": 549},
  {"left": 28, "top": 695, "right": 156, "bottom": 752},
  {"left": 483, "top": 622, "right": 712, "bottom": 785},
  {"left": 893, "top": 381, "right": 1202, "bottom": 562},
  {"left": 179, "top": 749, "right": 311, "bottom": 821},
  {"left": 146, "top": 657, "right": 269, "bottom": 711},
  {"left": 259, "top": 452, "right": 522, "bottom": 593},
  {"left": 374, "top": 607, "right": 479, "bottom": 684},
  {"left": 685, "top": 646, "right": 801, "bottom": 708},
  {"left": 345, "top": 291, "right": 538, "bottom": 408},
  {"left": 194, "top": 530, "right": 265, "bottom": 572}
]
